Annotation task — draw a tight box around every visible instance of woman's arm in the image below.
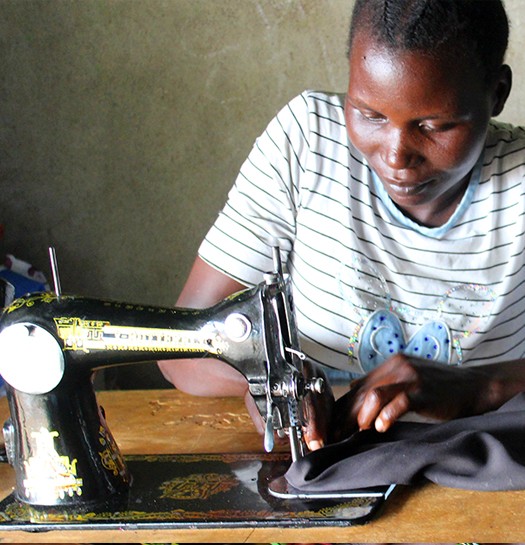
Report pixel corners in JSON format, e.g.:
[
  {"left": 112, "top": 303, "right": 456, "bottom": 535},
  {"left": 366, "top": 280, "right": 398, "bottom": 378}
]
[
  {"left": 331, "top": 353, "right": 525, "bottom": 441},
  {"left": 158, "top": 256, "right": 334, "bottom": 446},
  {"left": 157, "top": 256, "right": 249, "bottom": 396}
]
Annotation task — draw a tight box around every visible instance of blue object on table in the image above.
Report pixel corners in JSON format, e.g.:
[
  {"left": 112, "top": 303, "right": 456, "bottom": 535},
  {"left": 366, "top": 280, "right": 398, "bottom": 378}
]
[{"left": 0, "top": 269, "right": 46, "bottom": 298}]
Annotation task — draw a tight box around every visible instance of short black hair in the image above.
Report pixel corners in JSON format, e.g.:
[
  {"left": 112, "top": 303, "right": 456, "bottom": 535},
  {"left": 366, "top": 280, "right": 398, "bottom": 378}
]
[{"left": 348, "top": 0, "right": 509, "bottom": 81}]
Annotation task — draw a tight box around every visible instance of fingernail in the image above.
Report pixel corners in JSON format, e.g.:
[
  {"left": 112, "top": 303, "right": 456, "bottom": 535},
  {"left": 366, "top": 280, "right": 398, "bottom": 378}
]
[
  {"left": 375, "top": 417, "right": 386, "bottom": 432},
  {"left": 309, "top": 439, "right": 324, "bottom": 451}
]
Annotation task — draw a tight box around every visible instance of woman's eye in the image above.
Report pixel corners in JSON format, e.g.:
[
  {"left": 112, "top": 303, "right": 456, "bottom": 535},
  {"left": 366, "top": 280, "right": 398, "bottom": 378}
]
[
  {"left": 419, "top": 122, "right": 457, "bottom": 133},
  {"left": 359, "top": 110, "right": 385, "bottom": 123},
  {"left": 419, "top": 123, "right": 438, "bottom": 132}
]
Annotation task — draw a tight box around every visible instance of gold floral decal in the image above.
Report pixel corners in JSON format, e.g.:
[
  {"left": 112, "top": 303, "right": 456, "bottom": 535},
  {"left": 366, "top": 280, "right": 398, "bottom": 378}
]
[
  {"left": 97, "top": 425, "right": 129, "bottom": 480},
  {"left": 22, "top": 427, "right": 83, "bottom": 501},
  {"left": 159, "top": 472, "right": 239, "bottom": 500},
  {"left": 4, "top": 292, "right": 60, "bottom": 313}
]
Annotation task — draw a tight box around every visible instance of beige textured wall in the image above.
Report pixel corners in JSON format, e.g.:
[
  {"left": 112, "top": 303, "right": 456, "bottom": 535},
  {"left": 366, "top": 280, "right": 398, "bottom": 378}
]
[{"left": 1, "top": 0, "right": 525, "bottom": 306}]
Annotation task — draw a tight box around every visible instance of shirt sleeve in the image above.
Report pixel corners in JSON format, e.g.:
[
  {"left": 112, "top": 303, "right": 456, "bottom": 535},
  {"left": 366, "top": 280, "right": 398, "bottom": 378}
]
[{"left": 198, "top": 91, "right": 312, "bottom": 286}]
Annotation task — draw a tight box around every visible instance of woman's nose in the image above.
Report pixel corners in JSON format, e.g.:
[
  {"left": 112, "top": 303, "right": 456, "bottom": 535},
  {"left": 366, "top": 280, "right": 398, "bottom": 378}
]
[{"left": 380, "top": 128, "right": 422, "bottom": 170}]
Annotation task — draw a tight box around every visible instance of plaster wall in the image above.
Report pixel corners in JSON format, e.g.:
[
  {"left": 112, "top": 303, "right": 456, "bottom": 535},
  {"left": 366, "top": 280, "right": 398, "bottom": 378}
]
[{"left": 1, "top": 0, "right": 525, "bottom": 306}]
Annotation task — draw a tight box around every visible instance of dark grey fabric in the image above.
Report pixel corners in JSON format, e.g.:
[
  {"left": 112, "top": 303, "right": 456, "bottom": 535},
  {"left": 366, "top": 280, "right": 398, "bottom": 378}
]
[{"left": 286, "top": 393, "right": 525, "bottom": 491}]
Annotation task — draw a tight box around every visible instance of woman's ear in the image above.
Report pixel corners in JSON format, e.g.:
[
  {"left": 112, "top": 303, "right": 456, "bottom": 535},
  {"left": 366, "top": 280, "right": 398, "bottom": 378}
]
[{"left": 491, "top": 64, "right": 512, "bottom": 117}]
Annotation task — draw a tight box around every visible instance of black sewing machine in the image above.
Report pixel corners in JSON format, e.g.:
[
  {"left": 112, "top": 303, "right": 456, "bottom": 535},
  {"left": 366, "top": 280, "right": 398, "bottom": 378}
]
[
  {"left": 0, "top": 248, "right": 395, "bottom": 530},
  {"left": 0, "top": 247, "right": 326, "bottom": 509}
]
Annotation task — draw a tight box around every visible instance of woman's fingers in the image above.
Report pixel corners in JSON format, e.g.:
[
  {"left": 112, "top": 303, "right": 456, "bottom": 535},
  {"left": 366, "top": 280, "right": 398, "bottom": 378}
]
[{"left": 357, "top": 382, "right": 412, "bottom": 432}]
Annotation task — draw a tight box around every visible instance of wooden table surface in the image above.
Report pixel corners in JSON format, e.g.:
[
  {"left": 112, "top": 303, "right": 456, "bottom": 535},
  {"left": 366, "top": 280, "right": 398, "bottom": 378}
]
[{"left": 0, "top": 389, "right": 524, "bottom": 543}]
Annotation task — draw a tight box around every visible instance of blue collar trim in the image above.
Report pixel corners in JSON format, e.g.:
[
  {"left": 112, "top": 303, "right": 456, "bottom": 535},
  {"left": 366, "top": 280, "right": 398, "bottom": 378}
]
[{"left": 371, "top": 153, "right": 483, "bottom": 238}]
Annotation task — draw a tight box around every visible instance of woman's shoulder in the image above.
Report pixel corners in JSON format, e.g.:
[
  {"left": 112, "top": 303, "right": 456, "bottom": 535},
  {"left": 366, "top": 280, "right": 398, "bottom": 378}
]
[
  {"left": 482, "top": 120, "right": 525, "bottom": 190},
  {"left": 486, "top": 119, "right": 525, "bottom": 147},
  {"left": 280, "top": 90, "right": 346, "bottom": 123}
]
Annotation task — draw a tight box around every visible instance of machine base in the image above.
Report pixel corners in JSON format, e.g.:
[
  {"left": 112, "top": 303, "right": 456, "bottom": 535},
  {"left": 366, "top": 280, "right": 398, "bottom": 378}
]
[{"left": 0, "top": 452, "right": 394, "bottom": 530}]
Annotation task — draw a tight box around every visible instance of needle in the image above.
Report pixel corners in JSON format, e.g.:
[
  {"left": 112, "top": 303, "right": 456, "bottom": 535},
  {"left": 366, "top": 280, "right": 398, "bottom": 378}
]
[{"left": 48, "top": 246, "right": 62, "bottom": 296}]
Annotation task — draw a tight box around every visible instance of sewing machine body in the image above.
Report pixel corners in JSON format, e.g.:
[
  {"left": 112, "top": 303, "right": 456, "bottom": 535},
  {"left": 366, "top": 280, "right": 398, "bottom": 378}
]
[{"left": 0, "top": 254, "right": 321, "bottom": 511}]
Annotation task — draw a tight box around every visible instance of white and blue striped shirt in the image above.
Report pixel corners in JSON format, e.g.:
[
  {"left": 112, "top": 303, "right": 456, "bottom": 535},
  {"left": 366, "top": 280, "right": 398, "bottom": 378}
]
[{"left": 199, "top": 91, "right": 525, "bottom": 375}]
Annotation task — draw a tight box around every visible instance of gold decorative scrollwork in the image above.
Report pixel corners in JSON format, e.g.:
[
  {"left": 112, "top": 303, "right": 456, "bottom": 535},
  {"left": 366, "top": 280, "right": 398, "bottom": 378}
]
[
  {"left": 5, "top": 292, "right": 59, "bottom": 313},
  {"left": 159, "top": 472, "right": 239, "bottom": 500}
]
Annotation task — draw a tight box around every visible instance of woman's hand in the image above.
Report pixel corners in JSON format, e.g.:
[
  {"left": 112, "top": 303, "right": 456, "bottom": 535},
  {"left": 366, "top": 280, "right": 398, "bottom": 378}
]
[
  {"left": 329, "top": 353, "right": 500, "bottom": 442},
  {"left": 301, "top": 361, "right": 335, "bottom": 451}
]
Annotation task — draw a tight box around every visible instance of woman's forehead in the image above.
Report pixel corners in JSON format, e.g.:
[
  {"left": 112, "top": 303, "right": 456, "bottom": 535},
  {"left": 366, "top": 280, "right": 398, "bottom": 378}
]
[
  {"left": 347, "top": 33, "right": 489, "bottom": 115},
  {"left": 348, "top": 31, "right": 485, "bottom": 94},
  {"left": 349, "top": 29, "right": 474, "bottom": 70}
]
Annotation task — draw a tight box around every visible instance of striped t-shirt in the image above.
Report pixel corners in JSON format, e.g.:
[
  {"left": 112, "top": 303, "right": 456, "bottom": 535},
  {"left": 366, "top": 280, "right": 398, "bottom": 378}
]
[{"left": 199, "top": 90, "right": 525, "bottom": 375}]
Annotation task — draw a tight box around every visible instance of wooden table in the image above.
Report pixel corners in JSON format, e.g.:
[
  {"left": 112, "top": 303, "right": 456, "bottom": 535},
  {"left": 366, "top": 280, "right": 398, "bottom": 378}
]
[{"left": 0, "top": 389, "right": 524, "bottom": 543}]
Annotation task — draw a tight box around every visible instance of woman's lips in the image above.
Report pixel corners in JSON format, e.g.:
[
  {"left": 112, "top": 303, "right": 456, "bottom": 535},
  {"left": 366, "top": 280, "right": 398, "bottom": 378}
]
[{"left": 384, "top": 177, "right": 431, "bottom": 197}]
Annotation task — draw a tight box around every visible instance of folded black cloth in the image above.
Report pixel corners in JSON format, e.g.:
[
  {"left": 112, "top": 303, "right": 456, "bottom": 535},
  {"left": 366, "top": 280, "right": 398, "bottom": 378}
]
[{"left": 286, "top": 393, "right": 525, "bottom": 491}]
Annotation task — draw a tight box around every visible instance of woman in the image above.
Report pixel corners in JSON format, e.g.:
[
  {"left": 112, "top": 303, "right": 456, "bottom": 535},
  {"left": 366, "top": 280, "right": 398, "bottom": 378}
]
[{"left": 159, "top": 0, "right": 525, "bottom": 450}]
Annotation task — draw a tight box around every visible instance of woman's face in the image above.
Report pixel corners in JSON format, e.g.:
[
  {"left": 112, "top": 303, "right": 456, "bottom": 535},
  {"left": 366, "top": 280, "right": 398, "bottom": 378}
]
[{"left": 345, "top": 32, "right": 507, "bottom": 227}]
